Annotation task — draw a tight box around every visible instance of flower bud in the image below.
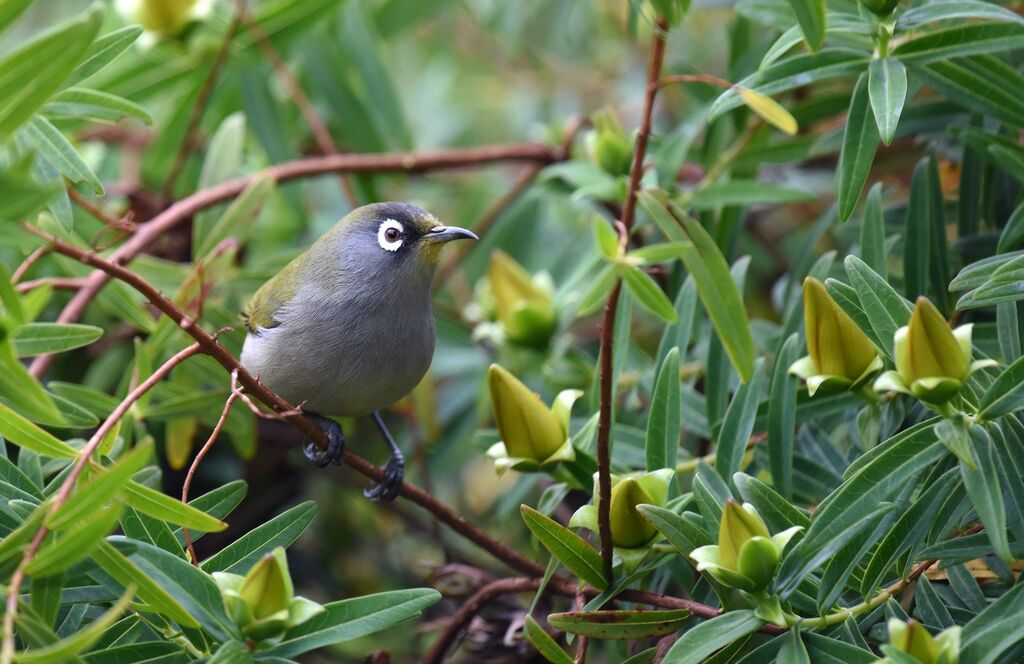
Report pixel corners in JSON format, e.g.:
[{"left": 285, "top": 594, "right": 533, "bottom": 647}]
[
  {"left": 213, "top": 547, "right": 324, "bottom": 643},
  {"left": 875, "top": 297, "right": 995, "bottom": 405},
  {"left": 116, "top": 0, "right": 211, "bottom": 41},
  {"left": 886, "top": 619, "right": 961, "bottom": 664},
  {"left": 589, "top": 107, "right": 633, "bottom": 177},
  {"left": 689, "top": 501, "right": 801, "bottom": 593},
  {"left": 486, "top": 365, "right": 579, "bottom": 473},
  {"left": 790, "top": 278, "right": 882, "bottom": 396},
  {"left": 487, "top": 251, "right": 557, "bottom": 348},
  {"left": 859, "top": 0, "right": 900, "bottom": 17},
  {"left": 609, "top": 477, "right": 658, "bottom": 548}
]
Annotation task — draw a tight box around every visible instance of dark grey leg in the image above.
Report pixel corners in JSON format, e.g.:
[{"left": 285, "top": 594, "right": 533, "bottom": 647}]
[
  {"left": 363, "top": 411, "right": 405, "bottom": 502},
  {"left": 302, "top": 413, "right": 345, "bottom": 468}
]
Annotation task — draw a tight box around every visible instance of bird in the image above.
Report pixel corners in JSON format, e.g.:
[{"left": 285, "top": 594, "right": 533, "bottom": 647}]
[{"left": 240, "top": 202, "right": 478, "bottom": 501}]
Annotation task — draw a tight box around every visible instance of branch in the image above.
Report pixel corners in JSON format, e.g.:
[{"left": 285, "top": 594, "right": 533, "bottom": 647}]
[
  {"left": 594, "top": 17, "right": 670, "bottom": 586},
  {"left": 1, "top": 343, "right": 201, "bottom": 664},
  {"left": 29, "top": 140, "right": 563, "bottom": 378},
  {"left": 162, "top": 0, "right": 246, "bottom": 199}
]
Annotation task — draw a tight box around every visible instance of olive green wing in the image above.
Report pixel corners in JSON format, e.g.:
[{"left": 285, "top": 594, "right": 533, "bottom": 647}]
[{"left": 242, "top": 258, "right": 303, "bottom": 334}]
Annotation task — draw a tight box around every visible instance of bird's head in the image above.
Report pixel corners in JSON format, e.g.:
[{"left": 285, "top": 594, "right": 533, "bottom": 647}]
[{"left": 325, "top": 202, "right": 477, "bottom": 281}]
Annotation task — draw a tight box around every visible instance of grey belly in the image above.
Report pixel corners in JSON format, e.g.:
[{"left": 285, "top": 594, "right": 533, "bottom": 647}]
[{"left": 240, "top": 311, "right": 434, "bottom": 417}]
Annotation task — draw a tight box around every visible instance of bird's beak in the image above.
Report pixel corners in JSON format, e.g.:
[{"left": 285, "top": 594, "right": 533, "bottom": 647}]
[{"left": 424, "top": 225, "right": 479, "bottom": 243}]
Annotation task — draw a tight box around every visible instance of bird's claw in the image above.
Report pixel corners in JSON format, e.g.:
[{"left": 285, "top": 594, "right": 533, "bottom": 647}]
[
  {"left": 303, "top": 414, "right": 345, "bottom": 468},
  {"left": 363, "top": 454, "right": 404, "bottom": 502}
]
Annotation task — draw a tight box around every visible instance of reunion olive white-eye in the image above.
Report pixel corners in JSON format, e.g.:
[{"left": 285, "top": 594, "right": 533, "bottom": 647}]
[{"left": 240, "top": 202, "right": 477, "bottom": 501}]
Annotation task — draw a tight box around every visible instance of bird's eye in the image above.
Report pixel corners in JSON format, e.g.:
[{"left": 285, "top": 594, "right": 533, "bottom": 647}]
[{"left": 377, "top": 219, "right": 404, "bottom": 252}]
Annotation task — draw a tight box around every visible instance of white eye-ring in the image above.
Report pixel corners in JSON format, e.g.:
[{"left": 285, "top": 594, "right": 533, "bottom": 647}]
[{"left": 377, "top": 219, "right": 404, "bottom": 252}]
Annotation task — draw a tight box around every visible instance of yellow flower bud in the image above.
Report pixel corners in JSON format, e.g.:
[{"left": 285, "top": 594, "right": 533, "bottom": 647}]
[
  {"left": 487, "top": 251, "right": 556, "bottom": 348},
  {"left": 239, "top": 548, "right": 293, "bottom": 620},
  {"left": 718, "top": 500, "right": 770, "bottom": 570},
  {"left": 609, "top": 477, "right": 657, "bottom": 548},
  {"left": 887, "top": 619, "right": 950, "bottom": 664},
  {"left": 488, "top": 364, "right": 566, "bottom": 463},
  {"left": 138, "top": 0, "right": 197, "bottom": 34},
  {"left": 791, "top": 278, "right": 881, "bottom": 396}
]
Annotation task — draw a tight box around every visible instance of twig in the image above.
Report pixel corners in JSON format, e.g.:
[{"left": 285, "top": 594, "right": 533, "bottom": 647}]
[
  {"left": 182, "top": 370, "right": 245, "bottom": 566},
  {"left": 68, "top": 188, "right": 135, "bottom": 232},
  {"left": 28, "top": 140, "right": 564, "bottom": 378},
  {"left": 1, "top": 343, "right": 201, "bottom": 664},
  {"left": 573, "top": 589, "right": 588, "bottom": 663},
  {"left": 659, "top": 73, "right": 733, "bottom": 90},
  {"left": 241, "top": 11, "right": 358, "bottom": 208},
  {"left": 10, "top": 247, "right": 48, "bottom": 284},
  {"left": 15, "top": 277, "right": 87, "bottom": 293},
  {"left": 594, "top": 16, "right": 670, "bottom": 586},
  {"left": 421, "top": 577, "right": 543, "bottom": 664},
  {"left": 162, "top": 0, "right": 246, "bottom": 199}
]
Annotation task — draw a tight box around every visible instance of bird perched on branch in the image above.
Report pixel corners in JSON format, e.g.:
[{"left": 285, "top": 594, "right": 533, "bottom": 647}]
[{"left": 240, "top": 202, "right": 477, "bottom": 501}]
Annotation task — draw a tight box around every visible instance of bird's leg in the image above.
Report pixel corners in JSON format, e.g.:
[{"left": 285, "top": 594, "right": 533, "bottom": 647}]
[
  {"left": 363, "top": 411, "right": 405, "bottom": 502},
  {"left": 302, "top": 413, "right": 346, "bottom": 468}
]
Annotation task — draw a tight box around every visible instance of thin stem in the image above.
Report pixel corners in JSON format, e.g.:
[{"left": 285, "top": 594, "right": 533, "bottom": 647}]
[
  {"left": 594, "top": 15, "right": 670, "bottom": 588},
  {"left": 162, "top": 0, "right": 246, "bottom": 199},
  {"left": 14, "top": 277, "right": 86, "bottom": 293},
  {"left": 10, "top": 246, "right": 48, "bottom": 284},
  {"left": 182, "top": 370, "right": 245, "bottom": 566},
  {"left": 28, "top": 140, "right": 563, "bottom": 378},
  {"left": 659, "top": 73, "right": 734, "bottom": 90},
  {"left": 1, "top": 343, "right": 201, "bottom": 664}
]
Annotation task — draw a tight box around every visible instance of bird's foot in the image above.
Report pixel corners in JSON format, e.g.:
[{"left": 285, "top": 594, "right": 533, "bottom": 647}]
[
  {"left": 303, "top": 414, "right": 345, "bottom": 468},
  {"left": 363, "top": 453, "right": 404, "bottom": 503}
]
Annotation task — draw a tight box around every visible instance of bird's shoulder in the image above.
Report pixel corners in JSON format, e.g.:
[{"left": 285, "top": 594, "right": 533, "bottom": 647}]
[{"left": 242, "top": 255, "right": 307, "bottom": 334}]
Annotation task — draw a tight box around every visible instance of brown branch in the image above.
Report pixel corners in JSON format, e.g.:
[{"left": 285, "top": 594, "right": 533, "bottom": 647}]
[
  {"left": 182, "top": 370, "right": 245, "bottom": 566},
  {"left": 15, "top": 277, "right": 87, "bottom": 293},
  {"left": 68, "top": 188, "right": 135, "bottom": 232},
  {"left": 1, "top": 343, "right": 201, "bottom": 663},
  {"left": 162, "top": 0, "right": 246, "bottom": 199},
  {"left": 594, "top": 17, "right": 670, "bottom": 586},
  {"left": 28, "top": 140, "right": 563, "bottom": 378},
  {"left": 10, "top": 247, "right": 48, "bottom": 284},
  {"left": 421, "top": 577, "right": 543, "bottom": 664},
  {"left": 241, "top": 11, "right": 358, "bottom": 208}
]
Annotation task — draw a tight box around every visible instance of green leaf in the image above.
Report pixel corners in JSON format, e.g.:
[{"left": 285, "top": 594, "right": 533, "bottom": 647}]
[
  {"left": 47, "top": 382, "right": 119, "bottom": 418},
  {"left": 920, "top": 56, "right": 1024, "bottom": 128},
  {"left": 90, "top": 539, "right": 199, "bottom": 629},
  {"left": 45, "top": 87, "right": 153, "bottom": 125},
  {"left": 82, "top": 642, "right": 185, "bottom": 664},
  {"left": 960, "top": 578, "right": 1024, "bottom": 663},
  {"left": 67, "top": 25, "right": 142, "bottom": 86},
  {"left": 29, "top": 572, "right": 63, "bottom": 628},
  {"left": 0, "top": 0, "right": 32, "bottom": 36},
  {"left": 13, "top": 587, "right": 132, "bottom": 663},
  {"left": 950, "top": 252, "right": 1024, "bottom": 292},
  {"left": 107, "top": 536, "right": 237, "bottom": 642},
  {"left": 817, "top": 504, "right": 898, "bottom": 611},
  {"left": 979, "top": 354, "right": 1024, "bottom": 420},
  {"left": 687, "top": 180, "right": 814, "bottom": 209},
  {"left": 646, "top": 347, "right": 681, "bottom": 471},
  {"left": 785, "top": 0, "right": 825, "bottom": 50},
  {"left": 0, "top": 5, "right": 102, "bottom": 138},
  {"left": 0, "top": 338, "right": 65, "bottom": 426},
  {"left": 24, "top": 116, "right": 103, "bottom": 194},
  {"left": 898, "top": 1, "right": 1024, "bottom": 29},
  {"left": 715, "top": 359, "right": 765, "bottom": 485},
  {"left": 904, "top": 156, "right": 937, "bottom": 301},
  {"left": 639, "top": 191, "right": 755, "bottom": 382},
  {"left": 196, "top": 175, "right": 274, "bottom": 257},
  {"left": 523, "top": 615, "right": 575, "bottom": 664},
  {"left": 548, "top": 609, "right": 690, "bottom": 640},
  {"left": 868, "top": 58, "right": 906, "bottom": 146},
  {"left": 577, "top": 264, "right": 619, "bottom": 317},
  {"left": 844, "top": 255, "right": 912, "bottom": 359},
  {"left": 622, "top": 265, "right": 676, "bottom": 323},
  {"left": 661, "top": 611, "right": 765, "bottom": 664},
  {"left": 264, "top": 589, "right": 442, "bottom": 658},
  {"left": 777, "top": 627, "right": 810, "bottom": 664},
  {"left": 12, "top": 323, "right": 103, "bottom": 357},
  {"left": 521, "top": 505, "right": 607, "bottom": 590},
  {"left": 767, "top": 335, "right": 800, "bottom": 500},
  {"left": 637, "top": 504, "right": 712, "bottom": 557},
  {"left": 893, "top": 23, "right": 1024, "bottom": 65},
  {"left": 733, "top": 473, "right": 810, "bottom": 533},
  {"left": 997, "top": 202, "right": 1024, "bottom": 254},
  {"left": 119, "top": 506, "right": 183, "bottom": 556},
  {"left": 776, "top": 420, "right": 944, "bottom": 594},
  {"left": 961, "top": 425, "right": 1011, "bottom": 563},
  {"left": 192, "top": 112, "right": 246, "bottom": 240},
  {"left": 46, "top": 442, "right": 152, "bottom": 530},
  {"left": 0, "top": 402, "right": 76, "bottom": 458},
  {"left": 836, "top": 72, "right": 879, "bottom": 221},
  {"left": 0, "top": 503, "right": 46, "bottom": 565},
  {"left": 26, "top": 501, "right": 124, "bottom": 576},
  {"left": 593, "top": 217, "right": 619, "bottom": 260},
  {"left": 201, "top": 501, "right": 316, "bottom": 573},
  {"left": 860, "top": 183, "right": 887, "bottom": 278},
  {"left": 173, "top": 480, "right": 248, "bottom": 546},
  {"left": 123, "top": 480, "right": 228, "bottom": 532}
]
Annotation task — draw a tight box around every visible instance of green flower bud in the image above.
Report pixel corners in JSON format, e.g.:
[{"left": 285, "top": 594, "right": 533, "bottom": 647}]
[
  {"left": 790, "top": 277, "right": 882, "bottom": 396},
  {"left": 487, "top": 251, "right": 556, "bottom": 348},
  {"left": 719, "top": 501, "right": 770, "bottom": 570},
  {"left": 736, "top": 536, "right": 779, "bottom": 592},
  {"left": 875, "top": 297, "right": 996, "bottom": 405},
  {"left": 240, "top": 548, "right": 293, "bottom": 621},
  {"left": 609, "top": 477, "right": 658, "bottom": 548},
  {"left": 117, "top": 0, "right": 211, "bottom": 41},
  {"left": 886, "top": 619, "right": 960, "bottom": 664},
  {"left": 590, "top": 107, "right": 633, "bottom": 177},
  {"left": 859, "top": 0, "right": 900, "bottom": 17}
]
